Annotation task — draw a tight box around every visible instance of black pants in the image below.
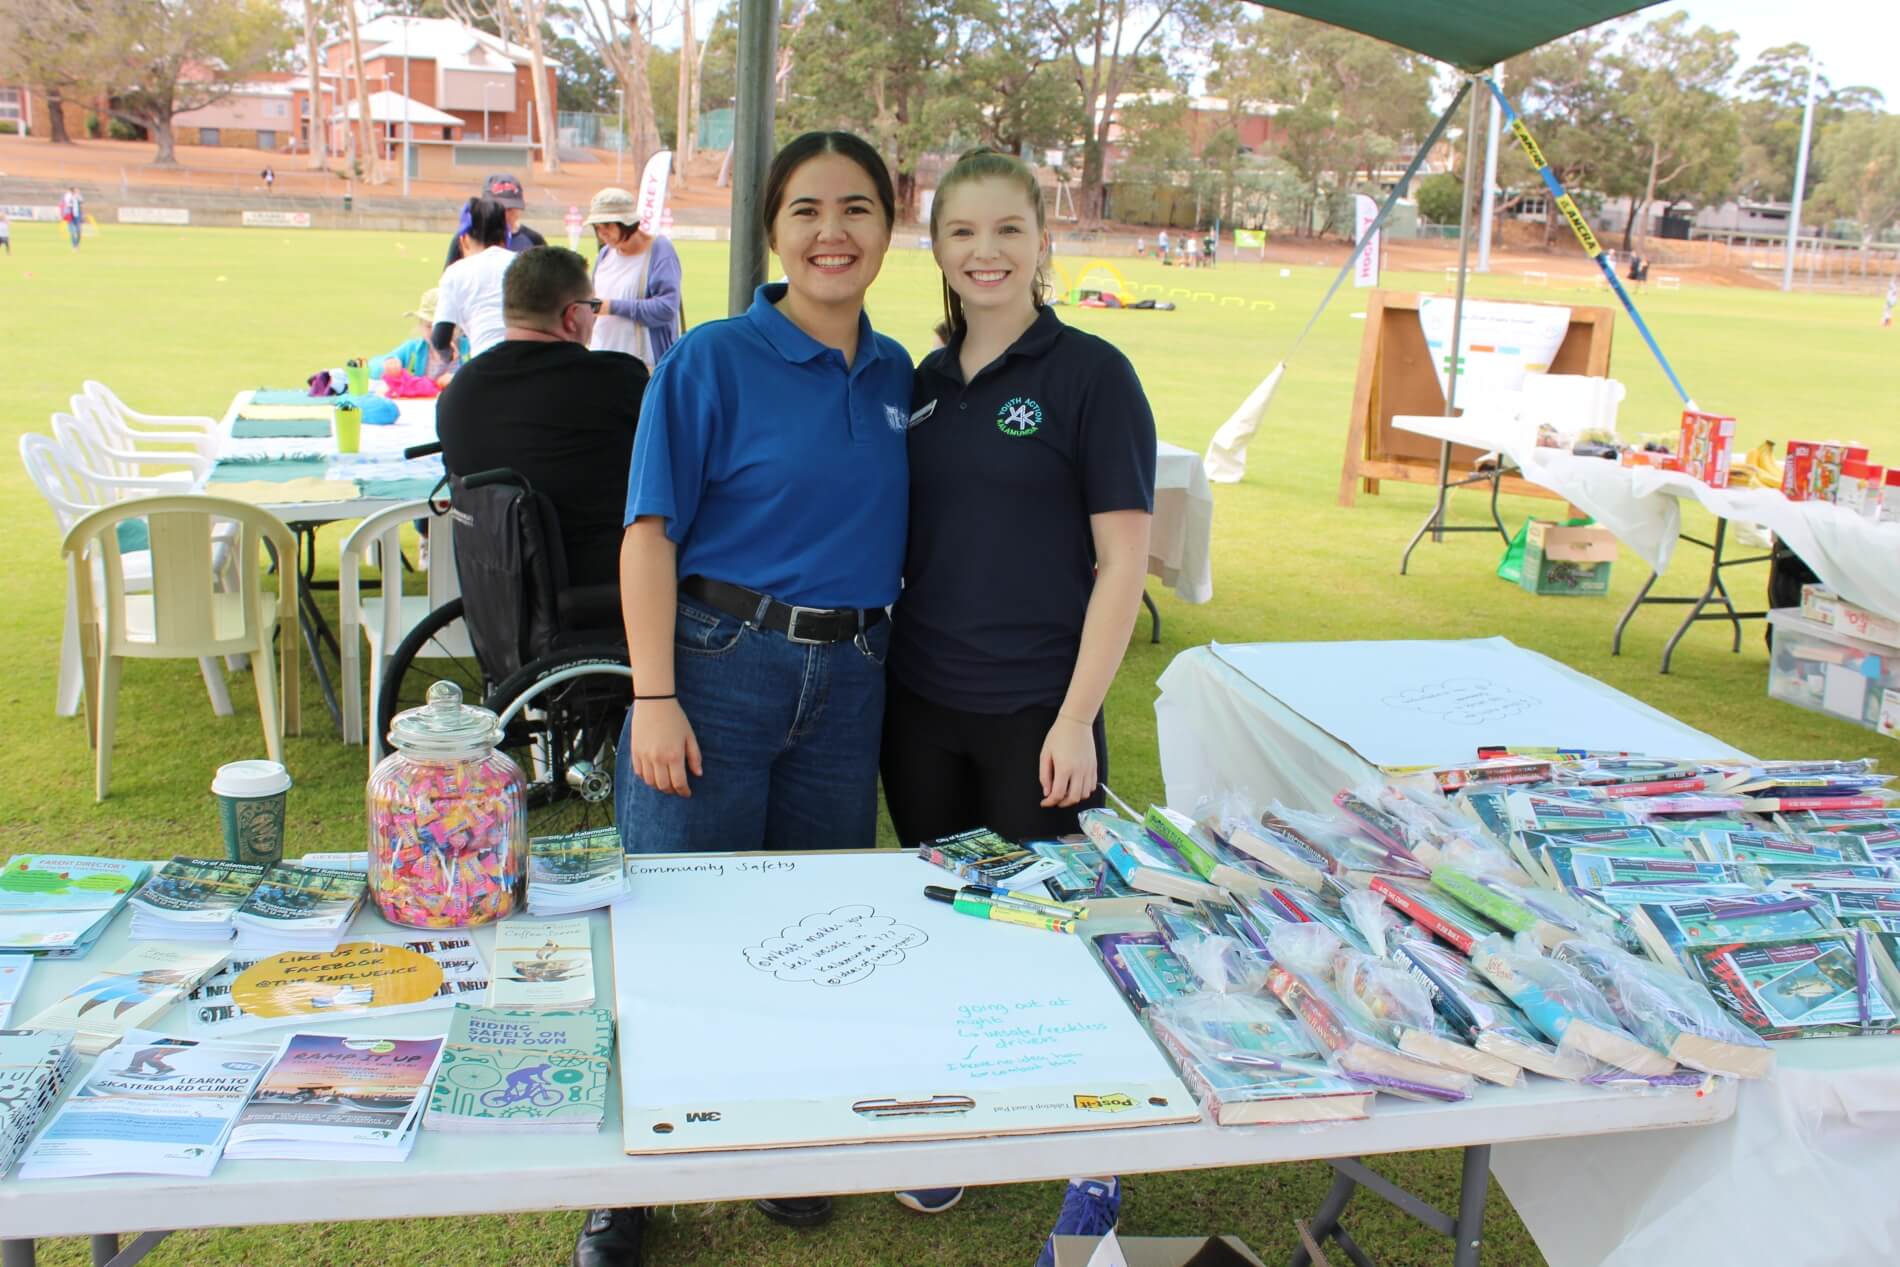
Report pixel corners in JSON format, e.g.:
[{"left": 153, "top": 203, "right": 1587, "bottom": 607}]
[{"left": 880, "top": 678, "right": 1107, "bottom": 845}]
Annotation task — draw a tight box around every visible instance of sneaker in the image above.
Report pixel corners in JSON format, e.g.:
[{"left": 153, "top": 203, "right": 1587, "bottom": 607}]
[
  {"left": 755, "top": 1196, "right": 833, "bottom": 1227},
  {"left": 1033, "top": 1179, "right": 1120, "bottom": 1267},
  {"left": 571, "top": 1207, "right": 647, "bottom": 1267},
  {"left": 894, "top": 1187, "right": 964, "bottom": 1214}
]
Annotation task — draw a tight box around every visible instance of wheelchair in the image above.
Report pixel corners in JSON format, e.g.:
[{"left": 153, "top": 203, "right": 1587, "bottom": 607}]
[{"left": 374, "top": 442, "right": 629, "bottom": 837}]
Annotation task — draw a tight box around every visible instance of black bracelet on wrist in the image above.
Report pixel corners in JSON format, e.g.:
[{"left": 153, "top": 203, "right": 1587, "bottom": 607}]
[{"left": 634, "top": 693, "right": 676, "bottom": 701}]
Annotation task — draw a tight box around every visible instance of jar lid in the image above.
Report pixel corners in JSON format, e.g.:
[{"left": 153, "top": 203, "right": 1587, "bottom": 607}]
[{"left": 386, "top": 680, "right": 501, "bottom": 758}]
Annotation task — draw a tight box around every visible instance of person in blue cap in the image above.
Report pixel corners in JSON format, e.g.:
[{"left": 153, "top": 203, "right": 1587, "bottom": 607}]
[{"left": 441, "top": 172, "right": 547, "bottom": 271}]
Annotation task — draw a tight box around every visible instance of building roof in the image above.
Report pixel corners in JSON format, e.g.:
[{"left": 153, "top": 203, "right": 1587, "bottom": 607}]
[
  {"left": 335, "top": 90, "right": 464, "bottom": 127},
  {"left": 330, "top": 16, "right": 561, "bottom": 72}
]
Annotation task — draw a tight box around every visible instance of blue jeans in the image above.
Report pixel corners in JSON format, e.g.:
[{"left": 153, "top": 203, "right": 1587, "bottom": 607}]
[
  {"left": 615, "top": 597, "right": 889, "bottom": 853},
  {"left": 67, "top": 217, "right": 82, "bottom": 248}
]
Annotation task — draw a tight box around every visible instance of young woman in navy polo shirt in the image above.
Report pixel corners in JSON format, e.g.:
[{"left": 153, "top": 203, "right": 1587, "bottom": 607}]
[{"left": 879, "top": 149, "right": 1156, "bottom": 1255}]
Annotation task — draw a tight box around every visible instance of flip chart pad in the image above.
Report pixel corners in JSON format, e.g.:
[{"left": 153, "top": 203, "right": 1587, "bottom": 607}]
[
  {"left": 1208, "top": 638, "right": 1744, "bottom": 770},
  {"left": 612, "top": 851, "right": 1196, "bottom": 1154}
]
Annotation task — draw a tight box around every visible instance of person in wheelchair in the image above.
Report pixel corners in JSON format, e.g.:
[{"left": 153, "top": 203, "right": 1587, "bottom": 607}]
[{"left": 437, "top": 245, "right": 648, "bottom": 598}]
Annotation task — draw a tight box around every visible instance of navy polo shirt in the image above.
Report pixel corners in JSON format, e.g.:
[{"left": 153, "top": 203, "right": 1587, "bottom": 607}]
[
  {"left": 890, "top": 306, "right": 1156, "bottom": 712},
  {"left": 624, "top": 283, "right": 912, "bottom": 609}
]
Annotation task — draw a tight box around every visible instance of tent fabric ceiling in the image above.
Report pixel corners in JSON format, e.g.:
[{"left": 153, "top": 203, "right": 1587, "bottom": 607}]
[{"left": 1244, "top": 1, "right": 1663, "bottom": 71}]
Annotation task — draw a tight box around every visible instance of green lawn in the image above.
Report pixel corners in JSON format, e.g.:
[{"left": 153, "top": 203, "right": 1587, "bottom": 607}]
[{"left": 1, "top": 221, "right": 1893, "bottom": 1265}]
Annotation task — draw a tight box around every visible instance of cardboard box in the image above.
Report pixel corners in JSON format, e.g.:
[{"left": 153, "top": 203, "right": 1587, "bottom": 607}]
[
  {"left": 1882, "top": 470, "right": 1900, "bottom": 524},
  {"left": 1782, "top": 440, "right": 1869, "bottom": 502},
  {"left": 1519, "top": 520, "right": 1617, "bottom": 596},
  {"left": 1678, "top": 409, "right": 1736, "bottom": 487},
  {"left": 1767, "top": 608, "right": 1900, "bottom": 733},
  {"left": 1838, "top": 460, "right": 1886, "bottom": 517},
  {"left": 1052, "top": 1235, "right": 1268, "bottom": 1267},
  {"left": 1801, "top": 584, "right": 1900, "bottom": 649},
  {"left": 1620, "top": 448, "right": 1674, "bottom": 470}
]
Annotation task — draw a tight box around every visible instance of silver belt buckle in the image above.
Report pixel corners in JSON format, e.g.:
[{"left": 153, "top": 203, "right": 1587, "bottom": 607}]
[{"left": 784, "top": 605, "right": 829, "bottom": 644}]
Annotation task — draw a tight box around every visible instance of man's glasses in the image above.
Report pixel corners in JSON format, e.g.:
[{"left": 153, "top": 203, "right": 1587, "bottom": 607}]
[{"left": 572, "top": 297, "right": 603, "bottom": 313}]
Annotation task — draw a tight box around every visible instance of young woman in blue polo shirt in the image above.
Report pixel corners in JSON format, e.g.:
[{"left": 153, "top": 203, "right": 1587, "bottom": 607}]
[
  {"left": 615, "top": 131, "right": 909, "bottom": 851},
  {"left": 878, "top": 148, "right": 1157, "bottom": 1256}
]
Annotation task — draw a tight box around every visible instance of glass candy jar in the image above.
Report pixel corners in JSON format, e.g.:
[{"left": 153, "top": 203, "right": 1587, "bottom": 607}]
[{"left": 367, "top": 680, "right": 527, "bottom": 928}]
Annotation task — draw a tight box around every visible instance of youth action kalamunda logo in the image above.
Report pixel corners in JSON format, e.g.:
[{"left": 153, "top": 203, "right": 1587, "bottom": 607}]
[{"left": 996, "top": 397, "right": 1042, "bottom": 437}]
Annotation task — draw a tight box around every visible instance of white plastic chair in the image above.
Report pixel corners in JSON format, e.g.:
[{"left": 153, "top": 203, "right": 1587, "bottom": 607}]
[
  {"left": 339, "top": 499, "right": 465, "bottom": 750},
  {"left": 62, "top": 495, "right": 301, "bottom": 800},
  {"left": 51, "top": 409, "right": 207, "bottom": 494},
  {"left": 81, "top": 381, "right": 220, "bottom": 442},
  {"left": 22, "top": 433, "right": 236, "bottom": 720},
  {"left": 72, "top": 392, "right": 219, "bottom": 469}
]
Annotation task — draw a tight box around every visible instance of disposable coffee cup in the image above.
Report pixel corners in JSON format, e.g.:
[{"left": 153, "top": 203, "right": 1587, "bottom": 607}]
[
  {"left": 345, "top": 361, "right": 370, "bottom": 395},
  {"left": 334, "top": 404, "right": 362, "bottom": 454},
  {"left": 213, "top": 760, "right": 292, "bottom": 868}
]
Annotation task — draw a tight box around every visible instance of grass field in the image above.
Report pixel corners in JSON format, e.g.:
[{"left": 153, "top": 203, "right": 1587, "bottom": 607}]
[{"left": 2, "top": 220, "right": 1895, "bottom": 1266}]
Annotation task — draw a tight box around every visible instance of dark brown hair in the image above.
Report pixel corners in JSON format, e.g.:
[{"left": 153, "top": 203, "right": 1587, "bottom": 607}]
[
  {"left": 761, "top": 131, "right": 896, "bottom": 246},
  {"left": 929, "top": 148, "right": 1049, "bottom": 340},
  {"left": 502, "top": 246, "right": 592, "bottom": 324},
  {"left": 464, "top": 196, "right": 509, "bottom": 248}
]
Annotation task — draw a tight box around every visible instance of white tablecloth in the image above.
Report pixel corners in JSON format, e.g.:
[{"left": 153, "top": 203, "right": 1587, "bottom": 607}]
[
  {"left": 1395, "top": 413, "right": 1900, "bottom": 622},
  {"left": 1152, "top": 440, "right": 1214, "bottom": 604},
  {"left": 1153, "top": 638, "right": 1900, "bottom": 1265}
]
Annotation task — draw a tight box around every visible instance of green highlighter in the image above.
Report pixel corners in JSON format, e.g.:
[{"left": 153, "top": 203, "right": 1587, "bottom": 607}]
[{"left": 924, "top": 885, "right": 1078, "bottom": 934}]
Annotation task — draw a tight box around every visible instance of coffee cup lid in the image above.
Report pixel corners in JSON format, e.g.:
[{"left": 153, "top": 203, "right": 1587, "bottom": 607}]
[{"left": 212, "top": 760, "right": 292, "bottom": 798}]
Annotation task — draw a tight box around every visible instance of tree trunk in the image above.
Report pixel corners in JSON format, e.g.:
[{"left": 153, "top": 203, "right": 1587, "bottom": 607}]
[
  {"left": 45, "top": 88, "right": 72, "bottom": 144},
  {"left": 524, "top": 0, "right": 561, "bottom": 174},
  {"left": 624, "top": 0, "right": 661, "bottom": 169},
  {"left": 343, "top": 0, "right": 380, "bottom": 183},
  {"left": 303, "top": 0, "right": 326, "bottom": 167},
  {"left": 1079, "top": 138, "right": 1106, "bottom": 223},
  {"left": 1634, "top": 140, "right": 1661, "bottom": 255},
  {"left": 149, "top": 116, "right": 178, "bottom": 166},
  {"left": 676, "top": 0, "right": 697, "bottom": 177},
  {"left": 1621, "top": 198, "right": 1642, "bottom": 253}
]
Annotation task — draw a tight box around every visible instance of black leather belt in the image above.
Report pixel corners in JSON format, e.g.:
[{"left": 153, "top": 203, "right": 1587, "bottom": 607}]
[{"left": 680, "top": 576, "right": 886, "bottom": 645}]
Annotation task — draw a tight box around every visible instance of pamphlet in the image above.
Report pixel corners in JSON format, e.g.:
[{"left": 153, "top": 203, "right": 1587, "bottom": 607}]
[
  {"left": 424, "top": 1005, "right": 613, "bottom": 1133},
  {"left": 224, "top": 1032, "right": 445, "bottom": 1161},
  {"left": 489, "top": 918, "right": 594, "bottom": 1011},
  {"left": 0, "top": 954, "right": 32, "bottom": 1026},
  {"left": 20, "top": 943, "right": 231, "bottom": 1054},
  {"left": 185, "top": 937, "right": 491, "bottom": 1037}
]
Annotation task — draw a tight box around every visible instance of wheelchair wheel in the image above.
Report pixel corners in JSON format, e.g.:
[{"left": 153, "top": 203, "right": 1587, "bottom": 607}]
[
  {"left": 373, "top": 598, "right": 485, "bottom": 759},
  {"left": 485, "top": 647, "right": 631, "bottom": 838}
]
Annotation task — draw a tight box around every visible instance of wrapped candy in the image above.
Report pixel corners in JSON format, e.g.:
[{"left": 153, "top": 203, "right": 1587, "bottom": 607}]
[{"left": 367, "top": 681, "right": 527, "bottom": 928}]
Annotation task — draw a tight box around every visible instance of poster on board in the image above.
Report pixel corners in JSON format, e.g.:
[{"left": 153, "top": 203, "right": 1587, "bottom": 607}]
[
  {"left": 611, "top": 852, "right": 1196, "bottom": 1154},
  {"left": 1416, "top": 297, "right": 1571, "bottom": 407}
]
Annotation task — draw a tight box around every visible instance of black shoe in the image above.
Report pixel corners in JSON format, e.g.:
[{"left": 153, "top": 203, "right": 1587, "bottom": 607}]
[
  {"left": 755, "top": 1196, "right": 834, "bottom": 1227},
  {"left": 572, "top": 1206, "right": 647, "bottom": 1267}
]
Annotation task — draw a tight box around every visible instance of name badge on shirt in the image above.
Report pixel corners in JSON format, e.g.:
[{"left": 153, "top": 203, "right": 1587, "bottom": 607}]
[{"left": 908, "top": 399, "right": 937, "bottom": 429}]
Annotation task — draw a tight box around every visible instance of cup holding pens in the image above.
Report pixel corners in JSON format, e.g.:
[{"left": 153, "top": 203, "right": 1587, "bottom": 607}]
[
  {"left": 345, "top": 357, "right": 370, "bottom": 396},
  {"left": 333, "top": 402, "right": 362, "bottom": 454}
]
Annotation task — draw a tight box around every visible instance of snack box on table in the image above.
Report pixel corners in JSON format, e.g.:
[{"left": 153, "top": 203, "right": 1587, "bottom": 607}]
[
  {"left": 1766, "top": 609, "right": 1900, "bottom": 738},
  {"left": 1519, "top": 521, "right": 1617, "bottom": 597},
  {"left": 1782, "top": 441, "right": 1869, "bottom": 503},
  {"left": 1678, "top": 410, "right": 1736, "bottom": 488}
]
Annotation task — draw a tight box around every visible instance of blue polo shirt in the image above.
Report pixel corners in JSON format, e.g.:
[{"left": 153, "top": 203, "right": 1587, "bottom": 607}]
[{"left": 624, "top": 284, "right": 912, "bottom": 609}]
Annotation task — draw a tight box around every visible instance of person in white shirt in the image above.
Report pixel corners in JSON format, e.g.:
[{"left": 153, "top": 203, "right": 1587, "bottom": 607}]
[
  {"left": 432, "top": 198, "right": 516, "bottom": 359},
  {"left": 583, "top": 186, "right": 683, "bottom": 372}
]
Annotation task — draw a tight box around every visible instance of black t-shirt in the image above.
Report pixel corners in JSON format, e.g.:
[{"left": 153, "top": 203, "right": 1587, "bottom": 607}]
[
  {"left": 890, "top": 307, "right": 1156, "bottom": 713},
  {"left": 436, "top": 340, "right": 647, "bottom": 589},
  {"left": 441, "top": 223, "right": 547, "bottom": 272}
]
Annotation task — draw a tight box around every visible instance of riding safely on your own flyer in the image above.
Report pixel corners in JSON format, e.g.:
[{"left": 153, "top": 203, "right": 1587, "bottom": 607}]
[
  {"left": 183, "top": 937, "right": 490, "bottom": 1037},
  {"left": 16, "top": 1029, "right": 278, "bottom": 1179},
  {"left": 424, "top": 1005, "right": 613, "bottom": 1133}
]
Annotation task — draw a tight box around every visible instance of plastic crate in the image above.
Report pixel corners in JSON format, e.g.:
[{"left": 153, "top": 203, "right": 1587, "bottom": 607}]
[{"left": 1767, "top": 608, "right": 1900, "bottom": 737}]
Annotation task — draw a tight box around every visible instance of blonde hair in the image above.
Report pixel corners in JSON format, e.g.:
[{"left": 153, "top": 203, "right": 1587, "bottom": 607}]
[{"left": 928, "top": 149, "right": 1049, "bottom": 340}]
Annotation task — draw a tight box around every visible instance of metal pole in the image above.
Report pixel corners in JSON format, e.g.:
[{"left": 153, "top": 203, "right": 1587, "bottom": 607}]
[
  {"left": 728, "top": 0, "right": 779, "bottom": 315},
  {"left": 1477, "top": 63, "right": 1502, "bottom": 273},
  {"left": 401, "top": 17, "right": 410, "bottom": 198},
  {"left": 1432, "top": 80, "right": 1483, "bottom": 544},
  {"left": 1782, "top": 58, "right": 1818, "bottom": 293},
  {"left": 615, "top": 89, "right": 625, "bottom": 184}
]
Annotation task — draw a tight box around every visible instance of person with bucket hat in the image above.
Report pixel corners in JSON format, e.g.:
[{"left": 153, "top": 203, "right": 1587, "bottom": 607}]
[
  {"left": 441, "top": 172, "right": 547, "bottom": 271},
  {"left": 371, "top": 287, "right": 468, "bottom": 384},
  {"left": 584, "top": 186, "right": 683, "bottom": 371}
]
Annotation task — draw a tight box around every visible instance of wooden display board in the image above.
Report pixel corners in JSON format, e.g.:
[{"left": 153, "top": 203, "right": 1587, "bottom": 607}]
[{"left": 1337, "top": 290, "right": 1615, "bottom": 506}]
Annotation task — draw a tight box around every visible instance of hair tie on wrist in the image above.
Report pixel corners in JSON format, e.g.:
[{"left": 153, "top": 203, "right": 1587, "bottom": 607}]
[{"left": 635, "top": 693, "right": 676, "bottom": 701}]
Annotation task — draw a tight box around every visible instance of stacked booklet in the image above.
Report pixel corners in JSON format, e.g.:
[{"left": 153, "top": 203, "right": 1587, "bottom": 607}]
[
  {"left": 17, "top": 1028, "right": 278, "bottom": 1178},
  {"left": 184, "top": 936, "right": 491, "bottom": 1038},
  {"left": 490, "top": 918, "right": 595, "bottom": 1011},
  {"left": 127, "top": 857, "right": 267, "bottom": 942},
  {"left": 224, "top": 1032, "right": 446, "bottom": 1162},
  {"left": 0, "top": 955, "right": 32, "bottom": 1026},
  {"left": 231, "top": 864, "right": 369, "bottom": 952},
  {"left": 20, "top": 943, "right": 231, "bottom": 1055},
  {"left": 0, "top": 854, "right": 152, "bottom": 957},
  {"left": 526, "top": 828, "right": 628, "bottom": 915},
  {"left": 424, "top": 1005, "right": 614, "bottom": 1134},
  {"left": 0, "top": 1028, "right": 79, "bottom": 1172}
]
